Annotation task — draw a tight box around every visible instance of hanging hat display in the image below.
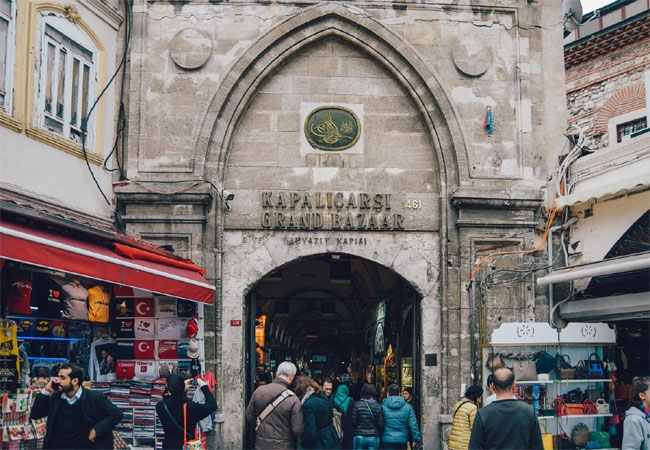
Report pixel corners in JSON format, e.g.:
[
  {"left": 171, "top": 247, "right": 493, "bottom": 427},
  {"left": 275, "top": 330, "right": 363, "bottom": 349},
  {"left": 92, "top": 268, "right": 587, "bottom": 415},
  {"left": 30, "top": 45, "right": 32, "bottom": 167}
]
[
  {"left": 186, "top": 338, "right": 200, "bottom": 359},
  {"left": 186, "top": 318, "right": 199, "bottom": 339}
]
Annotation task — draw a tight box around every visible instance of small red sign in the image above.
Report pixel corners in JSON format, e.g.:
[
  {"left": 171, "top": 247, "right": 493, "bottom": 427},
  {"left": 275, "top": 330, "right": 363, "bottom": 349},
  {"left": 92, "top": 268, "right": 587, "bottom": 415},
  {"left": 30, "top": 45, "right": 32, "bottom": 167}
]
[{"left": 230, "top": 320, "right": 242, "bottom": 327}]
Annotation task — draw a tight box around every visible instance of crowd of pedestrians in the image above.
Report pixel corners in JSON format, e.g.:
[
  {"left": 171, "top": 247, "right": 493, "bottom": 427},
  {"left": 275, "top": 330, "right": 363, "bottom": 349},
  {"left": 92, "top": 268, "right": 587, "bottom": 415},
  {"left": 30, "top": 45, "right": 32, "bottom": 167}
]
[{"left": 245, "top": 362, "right": 422, "bottom": 450}]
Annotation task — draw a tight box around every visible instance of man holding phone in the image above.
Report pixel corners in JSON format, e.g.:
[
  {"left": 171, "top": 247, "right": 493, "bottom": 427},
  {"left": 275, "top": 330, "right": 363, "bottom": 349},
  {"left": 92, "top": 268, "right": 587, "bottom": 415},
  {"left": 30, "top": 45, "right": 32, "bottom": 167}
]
[{"left": 30, "top": 362, "right": 123, "bottom": 449}]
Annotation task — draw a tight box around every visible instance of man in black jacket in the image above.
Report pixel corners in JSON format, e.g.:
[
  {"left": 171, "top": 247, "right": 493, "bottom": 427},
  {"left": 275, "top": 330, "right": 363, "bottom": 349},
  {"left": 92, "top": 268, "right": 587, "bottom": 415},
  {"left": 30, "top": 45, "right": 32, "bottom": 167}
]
[
  {"left": 468, "top": 367, "right": 543, "bottom": 450},
  {"left": 30, "top": 362, "right": 123, "bottom": 449}
]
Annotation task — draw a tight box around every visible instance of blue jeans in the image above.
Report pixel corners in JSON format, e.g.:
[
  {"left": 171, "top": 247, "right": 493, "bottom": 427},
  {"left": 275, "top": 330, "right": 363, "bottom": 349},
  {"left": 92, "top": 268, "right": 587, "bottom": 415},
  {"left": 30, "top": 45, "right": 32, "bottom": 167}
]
[{"left": 353, "top": 435, "right": 380, "bottom": 450}]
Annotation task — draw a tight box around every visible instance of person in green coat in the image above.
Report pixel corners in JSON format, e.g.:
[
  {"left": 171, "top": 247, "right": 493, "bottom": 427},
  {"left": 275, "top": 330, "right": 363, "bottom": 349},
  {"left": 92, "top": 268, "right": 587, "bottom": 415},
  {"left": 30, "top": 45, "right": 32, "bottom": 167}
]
[
  {"left": 294, "top": 375, "right": 341, "bottom": 450},
  {"left": 334, "top": 384, "right": 356, "bottom": 450}
]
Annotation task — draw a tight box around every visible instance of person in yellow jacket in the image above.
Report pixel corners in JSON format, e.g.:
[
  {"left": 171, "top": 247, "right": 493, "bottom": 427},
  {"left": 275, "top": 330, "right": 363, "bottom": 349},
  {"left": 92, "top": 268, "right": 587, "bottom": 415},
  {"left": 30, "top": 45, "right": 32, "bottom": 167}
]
[{"left": 448, "top": 385, "right": 483, "bottom": 450}]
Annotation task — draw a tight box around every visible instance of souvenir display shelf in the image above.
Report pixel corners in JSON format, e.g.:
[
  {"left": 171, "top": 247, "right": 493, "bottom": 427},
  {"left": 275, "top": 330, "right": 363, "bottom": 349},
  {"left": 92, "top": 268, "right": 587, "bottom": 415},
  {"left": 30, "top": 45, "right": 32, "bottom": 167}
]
[
  {"left": 9, "top": 315, "right": 98, "bottom": 379},
  {"left": 482, "top": 322, "right": 617, "bottom": 439}
]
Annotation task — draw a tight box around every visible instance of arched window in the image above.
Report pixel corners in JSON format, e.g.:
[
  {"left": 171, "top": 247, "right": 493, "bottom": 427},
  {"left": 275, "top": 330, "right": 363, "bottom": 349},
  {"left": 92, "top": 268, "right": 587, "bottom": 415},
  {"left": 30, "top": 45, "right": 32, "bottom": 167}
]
[{"left": 34, "top": 11, "right": 98, "bottom": 149}]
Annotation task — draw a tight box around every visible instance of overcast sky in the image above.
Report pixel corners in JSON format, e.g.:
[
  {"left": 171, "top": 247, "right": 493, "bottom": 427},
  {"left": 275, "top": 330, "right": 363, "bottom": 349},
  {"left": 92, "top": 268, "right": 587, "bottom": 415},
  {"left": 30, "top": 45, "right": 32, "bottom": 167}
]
[{"left": 581, "top": 0, "right": 616, "bottom": 13}]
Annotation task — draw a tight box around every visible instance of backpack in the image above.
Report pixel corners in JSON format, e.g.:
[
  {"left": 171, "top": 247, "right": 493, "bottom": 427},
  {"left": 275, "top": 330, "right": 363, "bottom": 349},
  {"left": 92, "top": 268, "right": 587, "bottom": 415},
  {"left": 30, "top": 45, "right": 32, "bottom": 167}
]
[{"left": 332, "top": 407, "right": 343, "bottom": 442}]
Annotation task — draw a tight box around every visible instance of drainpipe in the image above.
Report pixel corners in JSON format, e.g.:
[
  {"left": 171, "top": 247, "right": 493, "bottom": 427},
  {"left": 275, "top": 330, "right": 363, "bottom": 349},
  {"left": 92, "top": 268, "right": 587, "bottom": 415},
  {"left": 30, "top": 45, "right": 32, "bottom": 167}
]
[{"left": 547, "top": 218, "right": 576, "bottom": 328}]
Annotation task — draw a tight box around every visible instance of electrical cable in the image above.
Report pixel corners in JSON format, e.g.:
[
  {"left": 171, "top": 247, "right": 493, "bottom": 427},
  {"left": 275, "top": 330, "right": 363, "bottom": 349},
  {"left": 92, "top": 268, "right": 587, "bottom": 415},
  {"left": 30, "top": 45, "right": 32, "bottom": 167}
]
[
  {"left": 79, "top": 0, "right": 132, "bottom": 205},
  {"left": 470, "top": 206, "right": 559, "bottom": 282}
]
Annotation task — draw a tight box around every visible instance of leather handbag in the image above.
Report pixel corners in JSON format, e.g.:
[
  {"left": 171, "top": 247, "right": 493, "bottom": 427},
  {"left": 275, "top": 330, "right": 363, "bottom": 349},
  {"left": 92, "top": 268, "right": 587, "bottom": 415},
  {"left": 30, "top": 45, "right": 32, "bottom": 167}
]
[
  {"left": 554, "top": 396, "right": 568, "bottom": 416},
  {"left": 595, "top": 398, "right": 610, "bottom": 414},
  {"left": 513, "top": 357, "right": 538, "bottom": 381},
  {"left": 571, "top": 423, "right": 590, "bottom": 447},
  {"left": 574, "top": 360, "right": 589, "bottom": 379},
  {"left": 558, "top": 367, "right": 575, "bottom": 380},
  {"left": 533, "top": 351, "right": 556, "bottom": 374},
  {"left": 583, "top": 398, "right": 597, "bottom": 414},
  {"left": 566, "top": 403, "right": 584, "bottom": 415},
  {"left": 556, "top": 354, "right": 574, "bottom": 379},
  {"left": 564, "top": 388, "right": 584, "bottom": 404},
  {"left": 485, "top": 353, "right": 506, "bottom": 371},
  {"left": 588, "top": 353, "right": 605, "bottom": 378},
  {"left": 590, "top": 430, "right": 610, "bottom": 448},
  {"left": 584, "top": 385, "right": 602, "bottom": 402}
]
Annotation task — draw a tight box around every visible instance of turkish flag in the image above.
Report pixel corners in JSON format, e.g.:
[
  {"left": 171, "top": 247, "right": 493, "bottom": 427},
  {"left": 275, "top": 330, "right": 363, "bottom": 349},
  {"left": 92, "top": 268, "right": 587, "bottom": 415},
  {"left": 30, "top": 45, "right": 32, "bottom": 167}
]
[
  {"left": 134, "top": 340, "right": 155, "bottom": 359},
  {"left": 134, "top": 298, "right": 154, "bottom": 317}
]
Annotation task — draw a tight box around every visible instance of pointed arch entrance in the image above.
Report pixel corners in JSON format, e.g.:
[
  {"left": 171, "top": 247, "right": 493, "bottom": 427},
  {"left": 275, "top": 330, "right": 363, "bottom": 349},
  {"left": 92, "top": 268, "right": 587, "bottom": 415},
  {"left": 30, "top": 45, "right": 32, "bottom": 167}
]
[
  {"left": 244, "top": 253, "right": 421, "bottom": 446},
  {"left": 204, "top": 3, "right": 458, "bottom": 446}
]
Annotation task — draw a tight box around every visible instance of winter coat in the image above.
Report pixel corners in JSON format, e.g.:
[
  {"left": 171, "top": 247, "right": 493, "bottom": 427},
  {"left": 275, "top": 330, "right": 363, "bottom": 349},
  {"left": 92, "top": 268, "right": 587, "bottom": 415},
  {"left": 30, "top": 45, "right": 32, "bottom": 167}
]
[
  {"left": 448, "top": 397, "right": 478, "bottom": 450},
  {"left": 468, "top": 398, "right": 543, "bottom": 450},
  {"left": 302, "top": 393, "right": 341, "bottom": 450},
  {"left": 622, "top": 406, "right": 650, "bottom": 450},
  {"left": 156, "top": 385, "right": 217, "bottom": 449},
  {"left": 381, "top": 395, "right": 421, "bottom": 444},
  {"left": 30, "top": 388, "right": 123, "bottom": 450},
  {"left": 333, "top": 385, "right": 355, "bottom": 449},
  {"left": 245, "top": 377, "right": 305, "bottom": 449},
  {"left": 350, "top": 400, "right": 384, "bottom": 437}
]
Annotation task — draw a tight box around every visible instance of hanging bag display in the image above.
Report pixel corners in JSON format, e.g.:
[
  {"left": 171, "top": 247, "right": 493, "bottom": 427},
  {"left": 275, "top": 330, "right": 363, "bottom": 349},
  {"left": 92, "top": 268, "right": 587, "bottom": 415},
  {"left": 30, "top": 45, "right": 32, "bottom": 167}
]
[
  {"left": 574, "top": 360, "right": 589, "bottom": 379},
  {"left": 571, "top": 423, "right": 590, "bottom": 448},
  {"left": 595, "top": 398, "right": 610, "bottom": 414},
  {"left": 587, "top": 353, "right": 605, "bottom": 379},
  {"left": 556, "top": 354, "right": 574, "bottom": 380},
  {"left": 583, "top": 398, "right": 597, "bottom": 414},
  {"left": 513, "top": 356, "right": 538, "bottom": 381},
  {"left": 533, "top": 350, "right": 556, "bottom": 375},
  {"left": 485, "top": 353, "right": 506, "bottom": 372},
  {"left": 584, "top": 385, "right": 602, "bottom": 402}
]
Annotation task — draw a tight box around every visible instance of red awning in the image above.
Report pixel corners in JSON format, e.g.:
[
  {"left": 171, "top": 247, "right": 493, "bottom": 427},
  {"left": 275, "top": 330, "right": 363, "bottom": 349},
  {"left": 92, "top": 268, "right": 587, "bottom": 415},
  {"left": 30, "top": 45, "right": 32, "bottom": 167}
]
[{"left": 0, "top": 221, "right": 214, "bottom": 304}]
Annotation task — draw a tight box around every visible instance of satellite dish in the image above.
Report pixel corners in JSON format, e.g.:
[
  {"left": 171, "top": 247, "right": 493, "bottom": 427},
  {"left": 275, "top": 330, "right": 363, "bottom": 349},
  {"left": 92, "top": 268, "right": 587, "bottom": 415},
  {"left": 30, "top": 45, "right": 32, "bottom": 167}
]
[{"left": 563, "top": 0, "right": 584, "bottom": 32}]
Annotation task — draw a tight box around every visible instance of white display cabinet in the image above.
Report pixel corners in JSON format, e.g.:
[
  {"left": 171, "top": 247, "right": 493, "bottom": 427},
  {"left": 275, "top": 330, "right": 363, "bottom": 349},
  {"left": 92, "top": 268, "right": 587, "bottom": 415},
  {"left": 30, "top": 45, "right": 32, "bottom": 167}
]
[{"left": 482, "top": 322, "right": 617, "bottom": 438}]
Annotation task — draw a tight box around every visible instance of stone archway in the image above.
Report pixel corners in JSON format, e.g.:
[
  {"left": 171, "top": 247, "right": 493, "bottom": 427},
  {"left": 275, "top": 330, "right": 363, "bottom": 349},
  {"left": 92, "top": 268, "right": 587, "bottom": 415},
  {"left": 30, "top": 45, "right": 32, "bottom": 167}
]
[
  {"left": 220, "top": 233, "right": 439, "bottom": 447},
  {"left": 198, "top": 4, "right": 467, "bottom": 447}
]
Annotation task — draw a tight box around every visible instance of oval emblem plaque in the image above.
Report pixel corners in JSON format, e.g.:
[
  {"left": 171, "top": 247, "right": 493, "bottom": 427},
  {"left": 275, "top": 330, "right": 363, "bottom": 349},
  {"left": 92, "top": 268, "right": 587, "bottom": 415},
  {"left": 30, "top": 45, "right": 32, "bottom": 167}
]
[{"left": 304, "top": 106, "right": 361, "bottom": 151}]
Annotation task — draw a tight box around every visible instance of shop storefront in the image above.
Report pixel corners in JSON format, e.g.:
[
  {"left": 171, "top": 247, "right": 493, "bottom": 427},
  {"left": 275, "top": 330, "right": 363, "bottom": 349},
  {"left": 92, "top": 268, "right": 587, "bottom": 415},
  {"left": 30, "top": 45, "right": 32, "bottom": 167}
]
[{"left": 0, "top": 204, "right": 215, "bottom": 448}]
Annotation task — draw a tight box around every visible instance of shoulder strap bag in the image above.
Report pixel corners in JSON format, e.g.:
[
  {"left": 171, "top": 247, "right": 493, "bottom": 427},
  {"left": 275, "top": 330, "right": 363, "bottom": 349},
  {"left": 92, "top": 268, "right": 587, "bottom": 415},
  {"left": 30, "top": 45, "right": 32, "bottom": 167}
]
[
  {"left": 453, "top": 400, "right": 472, "bottom": 428},
  {"left": 163, "top": 402, "right": 186, "bottom": 434},
  {"left": 183, "top": 403, "right": 205, "bottom": 450},
  {"left": 256, "top": 389, "right": 294, "bottom": 431}
]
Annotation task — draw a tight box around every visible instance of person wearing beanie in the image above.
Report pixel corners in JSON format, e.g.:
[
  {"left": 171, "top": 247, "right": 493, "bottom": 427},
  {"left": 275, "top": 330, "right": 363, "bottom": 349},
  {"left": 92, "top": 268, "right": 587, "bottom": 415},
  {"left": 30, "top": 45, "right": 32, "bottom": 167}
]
[
  {"left": 448, "top": 385, "right": 483, "bottom": 450},
  {"left": 155, "top": 373, "right": 217, "bottom": 449}
]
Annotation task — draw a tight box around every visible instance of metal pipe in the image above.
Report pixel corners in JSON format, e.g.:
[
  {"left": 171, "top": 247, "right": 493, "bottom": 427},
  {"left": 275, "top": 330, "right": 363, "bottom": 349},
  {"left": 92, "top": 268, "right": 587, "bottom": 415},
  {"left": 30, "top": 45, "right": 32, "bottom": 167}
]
[
  {"left": 538, "top": 253, "right": 650, "bottom": 286},
  {"left": 546, "top": 218, "right": 577, "bottom": 327}
]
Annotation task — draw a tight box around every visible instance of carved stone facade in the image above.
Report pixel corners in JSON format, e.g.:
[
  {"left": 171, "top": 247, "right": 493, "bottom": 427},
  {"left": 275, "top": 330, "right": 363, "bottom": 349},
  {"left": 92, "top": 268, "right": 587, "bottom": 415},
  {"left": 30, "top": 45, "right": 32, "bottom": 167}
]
[{"left": 115, "top": 1, "right": 567, "bottom": 447}]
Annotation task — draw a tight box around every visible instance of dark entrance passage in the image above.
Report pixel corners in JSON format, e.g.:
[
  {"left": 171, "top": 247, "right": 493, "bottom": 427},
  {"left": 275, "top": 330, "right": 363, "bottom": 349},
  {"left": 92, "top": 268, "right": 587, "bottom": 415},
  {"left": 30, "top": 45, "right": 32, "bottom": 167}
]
[{"left": 245, "top": 253, "right": 420, "bottom": 444}]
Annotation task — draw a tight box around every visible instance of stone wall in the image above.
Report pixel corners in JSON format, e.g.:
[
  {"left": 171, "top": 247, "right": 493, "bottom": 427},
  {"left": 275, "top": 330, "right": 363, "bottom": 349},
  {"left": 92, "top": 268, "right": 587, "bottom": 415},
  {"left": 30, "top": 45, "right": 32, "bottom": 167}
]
[{"left": 116, "top": 1, "right": 566, "bottom": 447}]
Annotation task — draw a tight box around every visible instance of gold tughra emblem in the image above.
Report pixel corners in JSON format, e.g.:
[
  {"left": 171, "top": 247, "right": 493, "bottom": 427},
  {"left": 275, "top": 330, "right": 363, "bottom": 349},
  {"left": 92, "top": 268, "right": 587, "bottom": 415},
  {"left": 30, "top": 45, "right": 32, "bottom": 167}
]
[{"left": 305, "top": 106, "right": 361, "bottom": 151}]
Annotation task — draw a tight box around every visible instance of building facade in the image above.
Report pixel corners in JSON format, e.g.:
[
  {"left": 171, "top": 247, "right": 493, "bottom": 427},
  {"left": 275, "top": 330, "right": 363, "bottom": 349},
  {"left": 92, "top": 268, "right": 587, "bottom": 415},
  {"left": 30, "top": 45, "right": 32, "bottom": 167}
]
[
  {"left": 548, "top": 0, "right": 649, "bottom": 381},
  {"left": 114, "top": 1, "right": 568, "bottom": 447}
]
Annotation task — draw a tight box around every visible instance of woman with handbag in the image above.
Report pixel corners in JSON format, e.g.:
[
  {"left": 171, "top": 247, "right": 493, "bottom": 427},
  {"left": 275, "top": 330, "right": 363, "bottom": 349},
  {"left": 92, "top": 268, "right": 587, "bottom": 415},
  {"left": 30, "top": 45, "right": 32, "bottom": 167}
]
[
  {"left": 350, "top": 383, "right": 384, "bottom": 450},
  {"left": 448, "top": 385, "right": 483, "bottom": 450},
  {"left": 155, "top": 374, "right": 217, "bottom": 449},
  {"left": 622, "top": 376, "right": 650, "bottom": 450}
]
